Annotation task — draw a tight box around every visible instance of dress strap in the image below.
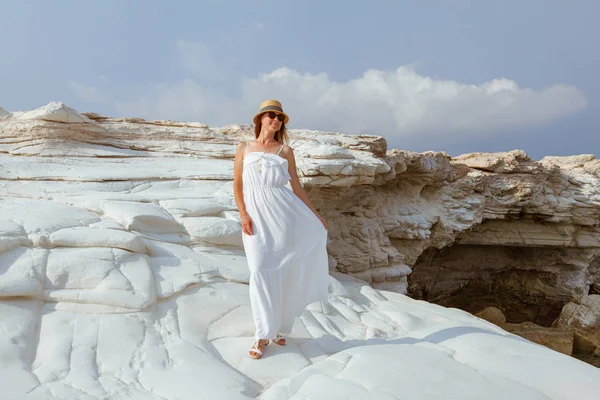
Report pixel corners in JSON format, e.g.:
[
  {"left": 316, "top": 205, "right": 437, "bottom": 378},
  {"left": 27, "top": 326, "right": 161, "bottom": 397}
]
[{"left": 276, "top": 145, "right": 284, "bottom": 156}]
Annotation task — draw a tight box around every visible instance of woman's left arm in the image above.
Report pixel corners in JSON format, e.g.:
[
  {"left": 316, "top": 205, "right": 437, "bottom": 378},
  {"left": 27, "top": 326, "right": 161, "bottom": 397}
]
[{"left": 282, "top": 145, "right": 328, "bottom": 230}]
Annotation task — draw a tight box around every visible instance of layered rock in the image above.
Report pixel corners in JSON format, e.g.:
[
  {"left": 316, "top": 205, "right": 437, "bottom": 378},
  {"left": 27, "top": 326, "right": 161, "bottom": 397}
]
[
  {"left": 400, "top": 152, "right": 600, "bottom": 323},
  {"left": 557, "top": 295, "right": 600, "bottom": 355},
  {"left": 0, "top": 102, "right": 599, "bottom": 399},
  {"left": 476, "top": 307, "right": 574, "bottom": 356},
  {"left": 2, "top": 103, "right": 600, "bottom": 322}
]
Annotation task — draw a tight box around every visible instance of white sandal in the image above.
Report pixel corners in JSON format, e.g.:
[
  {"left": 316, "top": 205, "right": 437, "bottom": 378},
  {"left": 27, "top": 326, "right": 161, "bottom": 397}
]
[
  {"left": 248, "top": 339, "right": 268, "bottom": 359},
  {"left": 270, "top": 334, "right": 286, "bottom": 346}
]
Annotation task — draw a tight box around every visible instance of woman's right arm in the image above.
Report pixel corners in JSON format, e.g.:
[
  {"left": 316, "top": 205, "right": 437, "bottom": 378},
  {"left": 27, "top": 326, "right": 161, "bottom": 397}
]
[{"left": 233, "top": 142, "right": 253, "bottom": 235}]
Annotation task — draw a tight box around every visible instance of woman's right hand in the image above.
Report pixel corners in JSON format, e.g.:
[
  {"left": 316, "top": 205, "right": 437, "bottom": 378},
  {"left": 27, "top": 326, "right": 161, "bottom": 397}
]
[{"left": 241, "top": 215, "right": 253, "bottom": 236}]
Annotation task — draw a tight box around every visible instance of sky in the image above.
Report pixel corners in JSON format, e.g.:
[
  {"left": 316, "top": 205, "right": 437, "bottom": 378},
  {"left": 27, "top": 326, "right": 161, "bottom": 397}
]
[{"left": 1, "top": 0, "right": 598, "bottom": 159}]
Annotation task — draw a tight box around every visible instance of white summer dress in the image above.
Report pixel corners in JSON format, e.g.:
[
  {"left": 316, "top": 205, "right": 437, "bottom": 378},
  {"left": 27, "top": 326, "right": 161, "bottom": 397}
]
[{"left": 242, "top": 142, "right": 329, "bottom": 340}]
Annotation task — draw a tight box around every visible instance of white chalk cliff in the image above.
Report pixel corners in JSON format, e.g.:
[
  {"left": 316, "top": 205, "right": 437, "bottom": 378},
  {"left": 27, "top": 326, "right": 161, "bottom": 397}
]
[{"left": 1, "top": 102, "right": 599, "bottom": 399}]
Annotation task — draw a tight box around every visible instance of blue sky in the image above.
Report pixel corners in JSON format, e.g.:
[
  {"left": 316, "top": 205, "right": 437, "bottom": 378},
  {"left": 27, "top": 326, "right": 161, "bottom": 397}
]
[{"left": 1, "top": 0, "right": 598, "bottom": 159}]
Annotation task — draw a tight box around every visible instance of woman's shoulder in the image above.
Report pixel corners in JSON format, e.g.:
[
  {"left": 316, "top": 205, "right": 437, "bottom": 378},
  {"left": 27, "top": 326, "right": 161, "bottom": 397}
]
[
  {"left": 278, "top": 144, "right": 295, "bottom": 159},
  {"left": 236, "top": 141, "right": 251, "bottom": 151}
]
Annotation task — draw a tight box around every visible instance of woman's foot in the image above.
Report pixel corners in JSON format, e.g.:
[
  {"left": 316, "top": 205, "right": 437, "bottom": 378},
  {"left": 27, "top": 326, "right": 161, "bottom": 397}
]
[
  {"left": 248, "top": 339, "right": 269, "bottom": 359},
  {"left": 270, "top": 334, "right": 286, "bottom": 346}
]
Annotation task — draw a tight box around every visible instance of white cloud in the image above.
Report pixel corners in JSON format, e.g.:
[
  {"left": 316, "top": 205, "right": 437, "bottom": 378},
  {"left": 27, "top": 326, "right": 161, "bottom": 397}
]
[
  {"left": 114, "top": 66, "right": 587, "bottom": 143},
  {"left": 243, "top": 67, "right": 587, "bottom": 138},
  {"left": 68, "top": 81, "right": 104, "bottom": 103}
]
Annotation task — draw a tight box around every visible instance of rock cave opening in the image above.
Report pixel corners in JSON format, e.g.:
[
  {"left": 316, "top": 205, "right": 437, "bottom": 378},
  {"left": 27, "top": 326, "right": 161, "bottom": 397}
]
[{"left": 408, "top": 243, "right": 592, "bottom": 327}]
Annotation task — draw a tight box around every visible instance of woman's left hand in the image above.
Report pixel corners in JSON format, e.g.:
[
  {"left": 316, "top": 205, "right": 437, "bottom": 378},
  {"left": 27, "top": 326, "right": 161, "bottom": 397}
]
[{"left": 317, "top": 214, "right": 328, "bottom": 230}]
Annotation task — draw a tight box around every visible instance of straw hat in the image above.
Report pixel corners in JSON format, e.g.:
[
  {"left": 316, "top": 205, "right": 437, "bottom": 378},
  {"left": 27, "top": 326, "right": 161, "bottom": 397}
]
[{"left": 253, "top": 100, "right": 289, "bottom": 124}]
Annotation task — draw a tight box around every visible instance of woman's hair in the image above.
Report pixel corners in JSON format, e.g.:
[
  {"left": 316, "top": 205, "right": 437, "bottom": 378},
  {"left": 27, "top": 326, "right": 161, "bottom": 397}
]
[{"left": 254, "top": 113, "right": 288, "bottom": 144}]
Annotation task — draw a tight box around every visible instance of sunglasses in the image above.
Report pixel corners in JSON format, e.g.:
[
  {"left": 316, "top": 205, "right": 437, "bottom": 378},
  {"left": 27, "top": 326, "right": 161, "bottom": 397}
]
[{"left": 264, "top": 111, "right": 285, "bottom": 122}]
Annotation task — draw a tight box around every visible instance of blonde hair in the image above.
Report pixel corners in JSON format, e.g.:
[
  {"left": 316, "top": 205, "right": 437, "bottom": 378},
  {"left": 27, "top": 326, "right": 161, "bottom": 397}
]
[{"left": 254, "top": 113, "right": 288, "bottom": 144}]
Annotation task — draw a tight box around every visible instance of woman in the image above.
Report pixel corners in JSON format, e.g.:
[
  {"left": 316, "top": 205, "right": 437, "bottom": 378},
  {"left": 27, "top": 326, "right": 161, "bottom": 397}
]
[{"left": 233, "top": 100, "right": 329, "bottom": 359}]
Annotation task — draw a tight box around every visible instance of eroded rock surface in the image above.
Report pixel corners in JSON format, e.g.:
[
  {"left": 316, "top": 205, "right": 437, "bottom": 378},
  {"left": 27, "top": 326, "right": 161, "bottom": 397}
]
[
  {"left": 1, "top": 103, "right": 599, "bottom": 399},
  {"left": 557, "top": 295, "right": 600, "bottom": 355}
]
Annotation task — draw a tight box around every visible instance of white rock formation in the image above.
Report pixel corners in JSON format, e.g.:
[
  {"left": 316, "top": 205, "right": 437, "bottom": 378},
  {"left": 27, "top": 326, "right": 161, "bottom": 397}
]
[{"left": 0, "top": 103, "right": 599, "bottom": 399}]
